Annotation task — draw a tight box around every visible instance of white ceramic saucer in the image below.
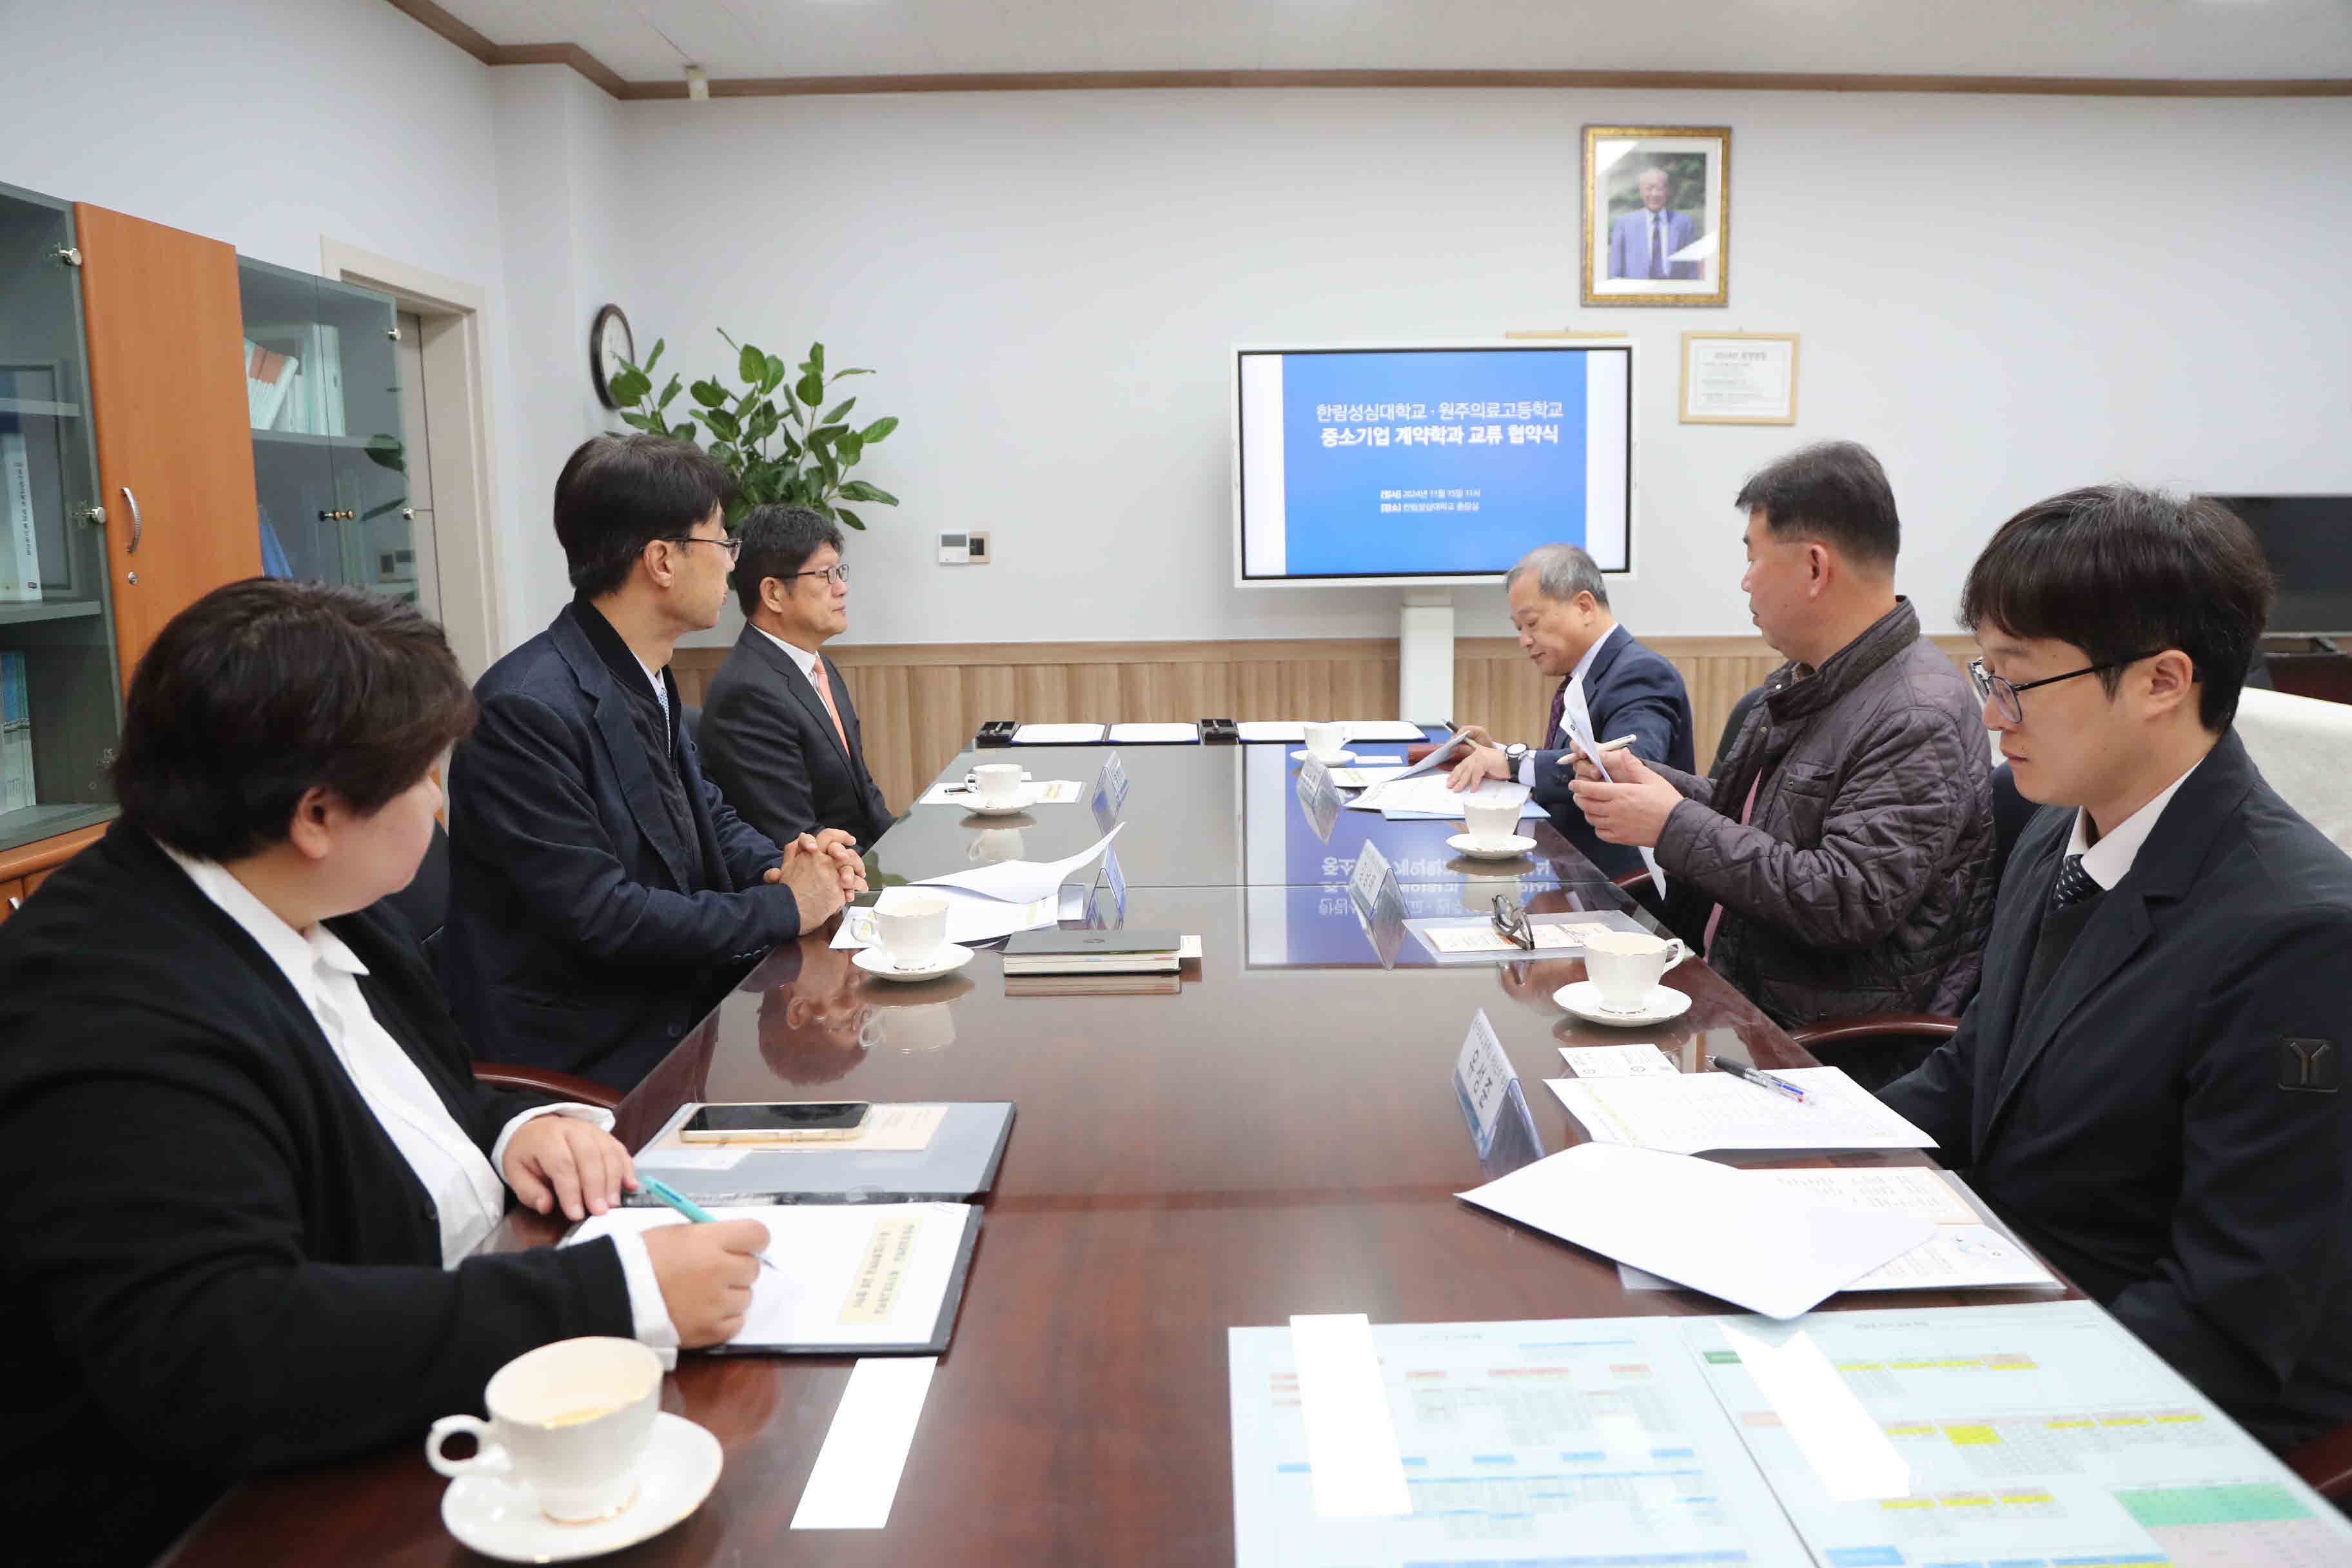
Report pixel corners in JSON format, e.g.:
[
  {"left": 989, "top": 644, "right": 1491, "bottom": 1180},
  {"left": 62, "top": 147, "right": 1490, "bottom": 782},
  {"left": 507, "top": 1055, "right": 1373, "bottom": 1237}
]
[
  {"left": 441, "top": 1411, "right": 721, "bottom": 1564},
  {"left": 1553, "top": 980, "right": 1693, "bottom": 1027},
  {"left": 961, "top": 785, "right": 1040, "bottom": 816},
  {"left": 1447, "top": 832, "right": 1537, "bottom": 860},
  {"left": 1289, "top": 749, "right": 1357, "bottom": 766},
  {"left": 854, "top": 943, "right": 975, "bottom": 982}
]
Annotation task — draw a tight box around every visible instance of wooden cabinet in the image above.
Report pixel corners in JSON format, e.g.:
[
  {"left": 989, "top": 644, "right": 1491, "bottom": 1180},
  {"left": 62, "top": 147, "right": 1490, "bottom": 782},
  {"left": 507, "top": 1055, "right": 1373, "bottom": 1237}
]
[{"left": 75, "top": 202, "right": 261, "bottom": 680}]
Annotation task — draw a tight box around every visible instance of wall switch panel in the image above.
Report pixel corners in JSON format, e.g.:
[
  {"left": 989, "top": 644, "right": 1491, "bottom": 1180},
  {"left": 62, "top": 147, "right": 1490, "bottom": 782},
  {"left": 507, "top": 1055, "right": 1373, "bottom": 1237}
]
[{"left": 936, "top": 532, "right": 968, "bottom": 565}]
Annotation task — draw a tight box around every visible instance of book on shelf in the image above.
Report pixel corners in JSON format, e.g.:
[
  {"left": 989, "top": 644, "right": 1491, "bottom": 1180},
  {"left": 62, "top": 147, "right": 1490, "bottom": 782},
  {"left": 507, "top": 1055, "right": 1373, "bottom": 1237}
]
[
  {"left": 245, "top": 340, "right": 299, "bottom": 432},
  {"left": 0, "top": 422, "right": 40, "bottom": 603},
  {"left": 1, "top": 651, "right": 34, "bottom": 814}
]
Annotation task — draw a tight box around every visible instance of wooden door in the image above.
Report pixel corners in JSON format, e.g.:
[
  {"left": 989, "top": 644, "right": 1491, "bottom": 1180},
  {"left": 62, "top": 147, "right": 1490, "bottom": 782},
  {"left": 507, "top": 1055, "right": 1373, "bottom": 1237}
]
[{"left": 74, "top": 203, "right": 260, "bottom": 683}]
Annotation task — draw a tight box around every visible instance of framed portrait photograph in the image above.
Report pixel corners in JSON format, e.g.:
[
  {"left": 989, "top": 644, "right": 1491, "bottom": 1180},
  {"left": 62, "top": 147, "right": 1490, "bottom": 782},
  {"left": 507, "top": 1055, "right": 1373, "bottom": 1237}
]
[
  {"left": 1680, "top": 332, "right": 1799, "bottom": 424},
  {"left": 1582, "top": 126, "right": 1731, "bottom": 308}
]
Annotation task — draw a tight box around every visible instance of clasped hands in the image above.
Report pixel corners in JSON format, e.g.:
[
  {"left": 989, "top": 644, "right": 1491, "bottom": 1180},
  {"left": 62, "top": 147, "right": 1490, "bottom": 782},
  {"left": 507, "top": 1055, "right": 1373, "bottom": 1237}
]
[
  {"left": 1443, "top": 724, "right": 1680, "bottom": 847},
  {"left": 763, "top": 827, "right": 868, "bottom": 920}
]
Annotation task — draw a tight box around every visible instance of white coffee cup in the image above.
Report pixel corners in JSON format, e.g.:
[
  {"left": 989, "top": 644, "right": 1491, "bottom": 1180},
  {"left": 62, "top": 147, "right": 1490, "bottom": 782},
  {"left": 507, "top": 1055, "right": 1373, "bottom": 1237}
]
[
  {"left": 966, "top": 827, "right": 1025, "bottom": 865},
  {"left": 970, "top": 763, "right": 1026, "bottom": 808},
  {"left": 875, "top": 892, "right": 949, "bottom": 966},
  {"left": 1582, "top": 929, "right": 1689, "bottom": 1012},
  {"left": 426, "top": 1337, "right": 662, "bottom": 1522},
  {"left": 1463, "top": 798, "right": 1522, "bottom": 846},
  {"left": 1303, "top": 721, "right": 1349, "bottom": 761}
]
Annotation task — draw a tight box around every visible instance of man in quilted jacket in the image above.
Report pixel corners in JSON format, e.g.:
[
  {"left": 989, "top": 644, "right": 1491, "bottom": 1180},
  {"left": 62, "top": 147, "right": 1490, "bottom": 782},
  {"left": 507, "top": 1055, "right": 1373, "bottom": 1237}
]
[{"left": 1570, "top": 440, "right": 1996, "bottom": 1031}]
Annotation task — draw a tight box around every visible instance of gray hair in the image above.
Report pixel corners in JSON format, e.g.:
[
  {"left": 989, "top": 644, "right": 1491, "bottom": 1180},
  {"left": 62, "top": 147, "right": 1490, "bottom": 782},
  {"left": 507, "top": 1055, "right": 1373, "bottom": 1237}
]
[{"left": 1505, "top": 544, "right": 1609, "bottom": 607}]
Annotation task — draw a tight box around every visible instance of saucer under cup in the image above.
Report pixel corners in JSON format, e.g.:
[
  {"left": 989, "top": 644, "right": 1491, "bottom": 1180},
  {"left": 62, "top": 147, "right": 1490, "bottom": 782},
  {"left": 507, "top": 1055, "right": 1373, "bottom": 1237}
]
[
  {"left": 442, "top": 1411, "right": 722, "bottom": 1563},
  {"left": 854, "top": 943, "right": 974, "bottom": 982},
  {"left": 963, "top": 786, "right": 1035, "bottom": 815},
  {"left": 1447, "top": 832, "right": 1535, "bottom": 860},
  {"left": 1553, "top": 979, "right": 1693, "bottom": 1027},
  {"left": 1291, "top": 749, "right": 1355, "bottom": 766}
]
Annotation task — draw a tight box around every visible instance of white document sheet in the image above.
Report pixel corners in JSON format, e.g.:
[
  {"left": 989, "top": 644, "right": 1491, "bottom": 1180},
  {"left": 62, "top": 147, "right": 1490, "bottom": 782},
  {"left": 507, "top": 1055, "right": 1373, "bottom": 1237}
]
[
  {"left": 1687, "top": 1301, "right": 2352, "bottom": 1565},
  {"left": 1457, "top": 1143, "right": 1935, "bottom": 1319},
  {"left": 1347, "top": 774, "right": 1540, "bottom": 819},
  {"left": 1010, "top": 723, "right": 1106, "bottom": 744},
  {"left": 1288, "top": 1315, "right": 1412, "bottom": 1518},
  {"left": 1325, "top": 765, "right": 1407, "bottom": 790},
  {"left": 1548, "top": 1064, "right": 1937, "bottom": 1154},
  {"left": 1559, "top": 680, "right": 1666, "bottom": 897},
  {"left": 1106, "top": 722, "right": 1198, "bottom": 743},
  {"left": 567, "top": 1202, "right": 972, "bottom": 1349},
  {"left": 1560, "top": 1043, "right": 1680, "bottom": 1077},
  {"left": 790, "top": 1357, "right": 937, "bottom": 1529},
  {"left": 1228, "top": 1315, "right": 1813, "bottom": 1568},
  {"left": 1619, "top": 1166, "right": 2060, "bottom": 1294},
  {"left": 1238, "top": 720, "right": 1426, "bottom": 743},
  {"left": 915, "top": 823, "right": 1123, "bottom": 902},
  {"left": 1404, "top": 912, "right": 1643, "bottom": 965},
  {"left": 830, "top": 885, "right": 1065, "bottom": 948}
]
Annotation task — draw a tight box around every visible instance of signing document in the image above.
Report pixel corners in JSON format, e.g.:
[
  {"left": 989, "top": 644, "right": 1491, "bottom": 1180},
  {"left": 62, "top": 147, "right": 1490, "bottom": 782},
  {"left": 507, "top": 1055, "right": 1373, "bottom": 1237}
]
[
  {"left": 1458, "top": 1143, "right": 1934, "bottom": 1318},
  {"left": 1620, "top": 1166, "right": 2058, "bottom": 1294},
  {"left": 568, "top": 1202, "right": 976, "bottom": 1353},
  {"left": 1549, "top": 1064, "right": 1935, "bottom": 1154}
]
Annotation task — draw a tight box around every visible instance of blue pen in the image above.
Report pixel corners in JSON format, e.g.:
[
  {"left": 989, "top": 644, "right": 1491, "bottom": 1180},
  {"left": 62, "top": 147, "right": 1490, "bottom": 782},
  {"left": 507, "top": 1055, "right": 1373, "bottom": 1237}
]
[
  {"left": 1709, "top": 1055, "right": 1811, "bottom": 1104},
  {"left": 640, "top": 1175, "right": 777, "bottom": 1269}
]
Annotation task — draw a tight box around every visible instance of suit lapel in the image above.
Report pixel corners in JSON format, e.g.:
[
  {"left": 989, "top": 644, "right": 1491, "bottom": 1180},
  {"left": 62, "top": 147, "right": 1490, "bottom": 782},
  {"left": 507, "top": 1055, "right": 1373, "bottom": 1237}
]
[
  {"left": 1983, "top": 876, "right": 2154, "bottom": 1140},
  {"left": 765, "top": 635, "right": 857, "bottom": 774},
  {"left": 553, "top": 616, "right": 696, "bottom": 890}
]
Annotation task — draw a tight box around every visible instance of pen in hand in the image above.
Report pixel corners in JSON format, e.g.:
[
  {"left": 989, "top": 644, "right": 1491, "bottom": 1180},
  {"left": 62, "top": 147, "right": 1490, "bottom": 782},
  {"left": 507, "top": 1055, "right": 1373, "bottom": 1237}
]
[
  {"left": 1708, "top": 1054, "right": 1810, "bottom": 1104},
  {"left": 641, "top": 1175, "right": 778, "bottom": 1269}
]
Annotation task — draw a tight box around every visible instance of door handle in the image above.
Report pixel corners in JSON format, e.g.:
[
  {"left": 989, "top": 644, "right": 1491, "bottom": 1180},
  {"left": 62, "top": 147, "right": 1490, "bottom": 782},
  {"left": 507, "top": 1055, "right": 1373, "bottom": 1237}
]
[{"left": 121, "top": 486, "right": 142, "bottom": 554}]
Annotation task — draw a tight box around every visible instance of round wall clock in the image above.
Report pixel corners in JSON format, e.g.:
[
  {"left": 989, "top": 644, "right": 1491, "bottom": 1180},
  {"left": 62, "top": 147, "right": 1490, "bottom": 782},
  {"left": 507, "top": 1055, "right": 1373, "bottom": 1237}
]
[{"left": 589, "top": 304, "right": 635, "bottom": 409}]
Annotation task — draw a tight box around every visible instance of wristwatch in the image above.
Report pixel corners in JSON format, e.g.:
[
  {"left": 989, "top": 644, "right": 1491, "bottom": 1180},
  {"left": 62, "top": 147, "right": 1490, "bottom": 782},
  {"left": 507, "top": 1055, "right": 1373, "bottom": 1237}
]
[{"left": 1503, "top": 742, "right": 1529, "bottom": 766}]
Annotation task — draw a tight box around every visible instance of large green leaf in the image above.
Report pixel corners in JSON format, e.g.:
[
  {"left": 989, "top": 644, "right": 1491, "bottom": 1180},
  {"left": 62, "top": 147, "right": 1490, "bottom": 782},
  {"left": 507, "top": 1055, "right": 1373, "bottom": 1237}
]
[
  {"left": 837, "top": 480, "right": 899, "bottom": 505},
  {"left": 656, "top": 373, "right": 684, "bottom": 411},
  {"left": 669, "top": 418, "right": 695, "bottom": 442},
  {"left": 618, "top": 411, "right": 660, "bottom": 434},
  {"left": 764, "top": 354, "right": 785, "bottom": 390},
  {"left": 738, "top": 342, "right": 767, "bottom": 384},
  {"left": 704, "top": 407, "right": 741, "bottom": 440},
  {"left": 858, "top": 416, "right": 898, "bottom": 444},
  {"left": 796, "top": 370, "right": 825, "bottom": 407},
  {"left": 642, "top": 338, "right": 665, "bottom": 373},
  {"left": 606, "top": 366, "right": 651, "bottom": 406},
  {"left": 835, "top": 506, "right": 867, "bottom": 531},
  {"left": 691, "top": 378, "right": 727, "bottom": 410},
  {"left": 807, "top": 342, "right": 825, "bottom": 376},
  {"left": 820, "top": 398, "right": 858, "bottom": 425},
  {"left": 833, "top": 432, "right": 864, "bottom": 466},
  {"left": 830, "top": 368, "right": 874, "bottom": 380}
]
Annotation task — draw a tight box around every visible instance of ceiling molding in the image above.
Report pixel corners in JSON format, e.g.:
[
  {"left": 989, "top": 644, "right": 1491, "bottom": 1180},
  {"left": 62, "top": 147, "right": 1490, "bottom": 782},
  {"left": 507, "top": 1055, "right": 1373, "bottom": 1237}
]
[
  {"left": 619, "top": 67, "right": 2352, "bottom": 101},
  {"left": 383, "top": 5, "right": 2352, "bottom": 103}
]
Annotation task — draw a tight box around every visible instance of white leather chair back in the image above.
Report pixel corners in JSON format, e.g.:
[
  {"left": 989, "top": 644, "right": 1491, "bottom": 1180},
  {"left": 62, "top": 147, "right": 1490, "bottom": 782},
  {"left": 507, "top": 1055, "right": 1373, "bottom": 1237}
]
[{"left": 2235, "top": 687, "right": 2352, "bottom": 858}]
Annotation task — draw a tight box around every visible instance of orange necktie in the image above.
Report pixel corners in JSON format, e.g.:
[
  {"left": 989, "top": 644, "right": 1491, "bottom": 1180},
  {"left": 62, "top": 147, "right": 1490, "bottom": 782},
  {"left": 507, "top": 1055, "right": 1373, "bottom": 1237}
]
[{"left": 808, "top": 656, "right": 851, "bottom": 756}]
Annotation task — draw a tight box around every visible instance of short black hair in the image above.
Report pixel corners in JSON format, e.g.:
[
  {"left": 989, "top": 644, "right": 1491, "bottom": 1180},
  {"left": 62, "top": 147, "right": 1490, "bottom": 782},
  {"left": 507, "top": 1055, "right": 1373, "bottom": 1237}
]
[
  {"left": 113, "top": 578, "right": 476, "bottom": 861},
  {"left": 734, "top": 504, "right": 845, "bottom": 618},
  {"left": 553, "top": 433, "right": 735, "bottom": 599},
  {"left": 1961, "top": 485, "right": 2274, "bottom": 732},
  {"left": 1735, "top": 441, "right": 1901, "bottom": 569}
]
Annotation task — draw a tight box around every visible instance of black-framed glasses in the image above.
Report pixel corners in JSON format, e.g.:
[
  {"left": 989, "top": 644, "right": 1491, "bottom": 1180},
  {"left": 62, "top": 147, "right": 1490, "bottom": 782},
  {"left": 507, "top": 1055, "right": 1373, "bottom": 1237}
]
[
  {"left": 787, "top": 563, "right": 850, "bottom": 587},
  {"left": 662, "top": 534, "right": 742, "bottom": 564},
  {"left": 1968, "top": 652, "right": 2166, "bottom": 725},
  {"left": 1490, "top": 895, "right": 1534, "bottom": 950}
]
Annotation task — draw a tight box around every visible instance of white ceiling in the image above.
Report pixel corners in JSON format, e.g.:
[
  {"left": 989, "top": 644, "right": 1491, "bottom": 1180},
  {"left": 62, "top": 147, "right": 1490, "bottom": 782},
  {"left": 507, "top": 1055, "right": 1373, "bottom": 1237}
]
[{"left": 429, "top": 0, "right": 2352, "bottom": 83}]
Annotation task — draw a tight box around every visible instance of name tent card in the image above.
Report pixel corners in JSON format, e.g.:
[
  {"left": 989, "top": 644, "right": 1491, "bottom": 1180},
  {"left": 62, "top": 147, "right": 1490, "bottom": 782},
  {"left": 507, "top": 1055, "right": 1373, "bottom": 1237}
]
[
  {"left": 1090, "top": 763, "right": 1120, "bottom": 836},
  {"left": 1346, "top": 840, "right": 1409, "bottom": 968},
  {"left": 1099, "top": 751, "right": 1131, "bottom": 810},
  {"left": 1295, "top": 754, "right": 1344, "bottom": 843},
  {"left": 1101, "top": 843, "right": 1129, "bottom": 923},
  {"left": 1453, "top": 1009, "right": 1518, "bottom": 1157}
]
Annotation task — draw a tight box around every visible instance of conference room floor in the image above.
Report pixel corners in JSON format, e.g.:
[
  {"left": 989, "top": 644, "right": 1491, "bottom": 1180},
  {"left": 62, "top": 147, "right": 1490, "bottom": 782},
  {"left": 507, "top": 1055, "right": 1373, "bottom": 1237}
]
[{"left": 167, "top": 742, "right": 2075, "bottom": 1565}]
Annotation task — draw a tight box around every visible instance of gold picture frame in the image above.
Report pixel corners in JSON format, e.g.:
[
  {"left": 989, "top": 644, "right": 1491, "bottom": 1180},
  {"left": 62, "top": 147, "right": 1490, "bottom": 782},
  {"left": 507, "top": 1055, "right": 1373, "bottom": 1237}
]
[
  {"left": 1679, "top": 332, "right": 1799, "bottom": 425},
  {"left": 1582, "top": 125, "right": 1731, "bottom": 309}
]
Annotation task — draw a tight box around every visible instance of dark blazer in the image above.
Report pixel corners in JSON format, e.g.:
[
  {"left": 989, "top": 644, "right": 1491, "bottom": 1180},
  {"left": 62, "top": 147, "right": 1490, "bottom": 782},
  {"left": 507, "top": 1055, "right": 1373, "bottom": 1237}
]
[
  {"left": 0, "top": 824, "right": 632, "bottom": 1563},
  {"left": 442, "top": 602, "right": 808, "bottom": 1090},
  {"left": 1881, "top": 732, "right": 2352, "bottom": 1451},
  {"left": 1527, "top": 627, "right": 1697, "bottom": 880},
  {"left": 700, "top": 626, "right": 894, "bottom": 848}
]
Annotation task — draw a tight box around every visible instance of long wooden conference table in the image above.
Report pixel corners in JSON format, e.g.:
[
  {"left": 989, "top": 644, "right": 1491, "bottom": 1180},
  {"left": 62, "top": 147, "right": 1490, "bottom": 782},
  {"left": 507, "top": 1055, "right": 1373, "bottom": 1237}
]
[{"left": 168, "top": 740, "right": 2078, "bottom": 1565}]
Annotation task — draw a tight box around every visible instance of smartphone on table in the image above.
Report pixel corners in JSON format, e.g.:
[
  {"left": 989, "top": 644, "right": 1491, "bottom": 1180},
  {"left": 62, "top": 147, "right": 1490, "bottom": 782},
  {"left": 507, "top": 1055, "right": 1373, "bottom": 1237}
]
[{"left": 679, "top": 1102, "right": 872, "bottom": 1143}]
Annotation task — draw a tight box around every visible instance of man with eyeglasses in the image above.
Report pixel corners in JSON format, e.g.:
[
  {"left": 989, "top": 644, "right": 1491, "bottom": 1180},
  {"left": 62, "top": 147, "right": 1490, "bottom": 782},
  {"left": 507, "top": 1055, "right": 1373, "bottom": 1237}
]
[
  {"left": 701, "top": 504, "right": 895, "bottom": 850},
  {"left": 1881, "top": 485, "right": 2352, "bottom": 1454},
  {"left": 442, "top": 435, "right": 866, "bottom": 1091}
]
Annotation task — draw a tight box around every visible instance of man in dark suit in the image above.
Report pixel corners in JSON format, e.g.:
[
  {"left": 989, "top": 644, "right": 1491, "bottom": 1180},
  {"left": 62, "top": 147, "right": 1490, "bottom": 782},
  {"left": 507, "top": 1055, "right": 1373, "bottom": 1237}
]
[
  {"left": 442, "top": 435, "right": 863, "bottom": 1091},
  {"left": 0, "top": 580, "right": 768, "bottom": 1563},
  {"left": 1606, "top": 164, "right": 1702, "bottom": 280},
  {"left": 700, "top": 504, "right": 894, "bottom": 849},
  {"left": 1882, "top": 485, "right": 2352, "bottom": 1453},
  {"left": 1447, "top": 542, "right": 1694, "bottom": 879}
]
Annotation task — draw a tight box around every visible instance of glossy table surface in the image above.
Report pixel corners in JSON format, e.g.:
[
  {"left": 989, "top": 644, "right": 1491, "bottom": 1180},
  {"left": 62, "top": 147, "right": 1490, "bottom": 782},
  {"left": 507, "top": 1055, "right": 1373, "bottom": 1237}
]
[{"left": 170, "top": 745, "right": 2067, "bottom": 1567}]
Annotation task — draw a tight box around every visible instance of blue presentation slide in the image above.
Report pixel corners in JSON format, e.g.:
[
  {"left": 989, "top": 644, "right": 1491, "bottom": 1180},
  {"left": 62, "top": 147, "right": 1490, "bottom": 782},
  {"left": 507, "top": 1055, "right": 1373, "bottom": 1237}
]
[{"left": 1264, "top": 349, "right": 1598, "bottom": 577}]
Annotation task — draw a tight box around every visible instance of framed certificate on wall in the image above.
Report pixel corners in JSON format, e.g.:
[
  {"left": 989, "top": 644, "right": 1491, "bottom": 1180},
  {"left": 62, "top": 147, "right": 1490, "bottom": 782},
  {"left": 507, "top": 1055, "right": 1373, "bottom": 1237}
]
[{"left": 1678, "top": 332, "right": 1799, "bottom": 425}]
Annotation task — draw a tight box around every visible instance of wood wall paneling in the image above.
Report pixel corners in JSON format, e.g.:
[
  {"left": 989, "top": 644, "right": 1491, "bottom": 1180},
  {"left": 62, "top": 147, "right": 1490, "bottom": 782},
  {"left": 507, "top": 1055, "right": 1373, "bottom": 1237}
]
[
  {"left": 74, "top": 203, "right": 261, "bottom": 683},
  {"left": 673, "top": 634, "right": 1974, "bottom": 819}
]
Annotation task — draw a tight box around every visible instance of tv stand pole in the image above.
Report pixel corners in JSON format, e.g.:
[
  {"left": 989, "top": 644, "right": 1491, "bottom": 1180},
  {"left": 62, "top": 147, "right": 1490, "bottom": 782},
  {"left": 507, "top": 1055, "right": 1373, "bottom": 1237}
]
[{"left": 1399, "top": 591, "right": 1455, "bottom": 725}]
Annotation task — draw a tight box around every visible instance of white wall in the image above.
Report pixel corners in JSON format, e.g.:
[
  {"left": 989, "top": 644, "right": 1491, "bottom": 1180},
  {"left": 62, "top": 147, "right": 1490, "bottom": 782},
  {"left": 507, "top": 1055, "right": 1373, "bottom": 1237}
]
[
  {"left": 0, "top": 0, "right": 552, "bottom": 647},
  {"left": 618, "top": 87, "right": 2352, "bottom": 647}
]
